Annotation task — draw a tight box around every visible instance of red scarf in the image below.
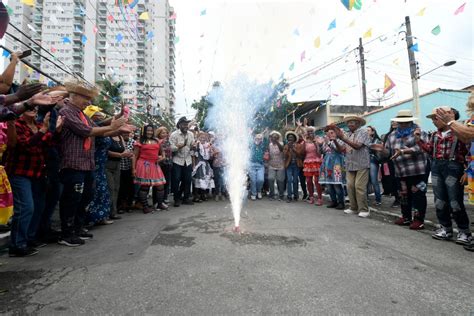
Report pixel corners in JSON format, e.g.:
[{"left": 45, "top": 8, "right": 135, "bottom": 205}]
[{"left": 79, "top": 112, "right": 92, "bottom": 151}]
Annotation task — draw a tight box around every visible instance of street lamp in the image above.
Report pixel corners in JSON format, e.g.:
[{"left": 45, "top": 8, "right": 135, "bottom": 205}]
[{"left": 418, "top": 60, "right": 456, "bottom": 79}]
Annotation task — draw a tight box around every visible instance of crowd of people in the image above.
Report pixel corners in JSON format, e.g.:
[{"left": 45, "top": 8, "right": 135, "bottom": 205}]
[{"left": 0, "top": 53, "right": 473, "bottom": 256}]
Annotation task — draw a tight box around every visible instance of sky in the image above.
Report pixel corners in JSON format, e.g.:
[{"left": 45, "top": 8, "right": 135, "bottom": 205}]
[{"left": 170, "top": 0, "right": 473, "bottom": 118}]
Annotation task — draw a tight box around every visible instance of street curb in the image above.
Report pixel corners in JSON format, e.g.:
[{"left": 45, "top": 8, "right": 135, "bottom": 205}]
[{"left": 0, "top": 232, "right": 9, "bottom": 250}]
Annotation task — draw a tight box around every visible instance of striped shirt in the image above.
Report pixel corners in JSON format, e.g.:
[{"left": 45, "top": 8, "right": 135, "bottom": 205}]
[
  {"left": 385, "top": 130, "right": 428, "bottom": 178},
  {"left": 344, "top": 127, "right": 371, "bottom": 171}
]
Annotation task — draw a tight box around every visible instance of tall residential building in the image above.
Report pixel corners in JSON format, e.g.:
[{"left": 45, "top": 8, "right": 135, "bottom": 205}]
[{"left": 4, "top": 0, "right": 176, "bottom": 115}]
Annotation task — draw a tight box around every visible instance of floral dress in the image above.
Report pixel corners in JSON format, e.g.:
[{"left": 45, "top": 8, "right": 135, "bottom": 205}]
[
  {"left": 192, "top": 142, "right": 215, "bottom": 189},
  {"left": 0, "top": 123, "right": 13, "bottom": 225},
  {"left": 319, "top": 140, "right": 346, "bottom": 185},
  {"left": 87, "top": 137, "right": 112, "bottom": 224}
]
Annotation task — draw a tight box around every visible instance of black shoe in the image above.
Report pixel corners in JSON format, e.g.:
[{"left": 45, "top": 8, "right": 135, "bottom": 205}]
[
  {"left": 58, "top": 236, "right": 85, "bottom": 247},
  {"left": 78, "top": 232, "right": 93, "bottom": 240},
  {"left": 391, "top": 200, "right": 401, "bottom": 208},
  {"left": 335, "top": 203, "right": 345, "bottom": 210},
  {"left": 28, "top": 240, "right": 47, "bottom": 248},
  {"left": 110, "top": 215, "right": 122, "bottom": 220},
  {"left": 464, "top": 243, "right": 474, "bottom": 252},
  {"left": 182, "top": 200, "right": 195, "bottom": 205},
  {"left": 302, "top": 194, "right": 308, "bottom": 200},
  {"left": 9, "top": 247, "right": 39, "bottom": 257},
  {"left": 327, "top": 202, "right": 338, "bottom": 208},
  {"left": 174, "top": 200, "right": 181, "bottom": 207},
  {"left": 286, "top": 198, "right": 292, "bottom": 203}
]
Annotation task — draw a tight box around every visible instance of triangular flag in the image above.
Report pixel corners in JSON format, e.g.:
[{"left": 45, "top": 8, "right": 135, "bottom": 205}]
[
  {"left": 147, "top": 31, "right": 154, "bottom": 40},
  {"left": 349, "top": 19, "right": 356, "bottom": 27},
  {"left": 129, "top": 0, "right": 139, "bottom": 9},
  {"left": 328, "top": 19, "right": 336, "bottom": 30},
  {"left": 300, "top": 51, "right": 306, "bottom": 62},
  {"left": 93, "top": 26, "right": 98, "bottom": 34},
  {"left": 62, "top": 36, "right": 71, "bottom": 44},
  {"left": 6, "top": 5, "right": 14, "bottom": 16},
  {"left": 170, "top": 12, "right": 177, "bottom": 20},
  {"left": 116, "top": 33, "right": 123, "bottom": 42},
  {"left": 200, "top": 9, "right": 207, "bottom": 16},
  {"left": 289, "top": 62, "right": 295, "bottom": 71},
  {"left": 409, "top": 43, "right": 419, "bottom": 52},
  {"left": 293, "top": 28, "right": 300, "bottom": 36},
  {"left": 431, "top": 25, "right": 441, "bottom": 36},
  {"left": 174, "top": 36, "right": 180, "bottom": 44},
  {"left": 108, "top": 15, "right": 114, "bottom": 22},
  {"left": 81, "top": 35, "right": 87, "bottom": 44},
  {"left": 276, "top": 99, "right": 281, "bottom": 108},
  {"left": 2, "top": 49, "right": 10, "bottom": 58},
  {"left": 314, "top": 36, "right": 321, "bottom": 48},
  {"left": 291, "top": 89, "right": 296, "bottom": 96},
  {"left": 416, "top": 7, "right": 426, "bottom": 16},
  {"left": 139, "top": 12, "right": 149, "bottom": 20},
  {"left": 21, "top": 0, "right": 35, "bottom": 7},
  {"left": 383, "top": 74, "right": 396, "bottom": 94},
  {"left": 279, "top": 72, "right": 284, "bottom": 80},
  {"left": 454, "top": 2, "right": 466, "bottom": 15},
  {"left": 51, "top": 46, "right": 57, "bottom": 53},
  {"left": 363, "top": 28, "right": 372, "bottom": 39}
]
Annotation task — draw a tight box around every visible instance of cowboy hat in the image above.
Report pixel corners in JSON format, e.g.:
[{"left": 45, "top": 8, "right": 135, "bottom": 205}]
[
  {"left": 285, "top": 131, "right": 298, "bottom": 140},
  {"left": 269, "top": 130, "right": 282, "bottom": 138},
  {"left": 426, "top": 106, "right": 451, "bottom": 119},
  {"left": 64, "top": 78, "right": 99, "bottom": 99},
  {"left": 176, "top": 116, "right": 191, "bottom": 128},
  {"left": 391, "top": 109, "right": 417, "bottom": 122},
  {"left": 343, "top": 115, "right": 366, "bottom": 126}
]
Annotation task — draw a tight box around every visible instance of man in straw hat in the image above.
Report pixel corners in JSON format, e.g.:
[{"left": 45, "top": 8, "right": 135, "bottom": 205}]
[
  {"left": 332, "top": 115, "right": 371, "bottom": 218},
  {"left": 57, "top": 79, "right": 126, "bottom": 247},
  {"left": 169, "top": 116, "right": 195, "bottom": 207},
  {"left": 371, "top": 109, "right": 429, "bottom": 230},
  {"left": 416, "top": 106, "right": 471, "bottom": 246}
]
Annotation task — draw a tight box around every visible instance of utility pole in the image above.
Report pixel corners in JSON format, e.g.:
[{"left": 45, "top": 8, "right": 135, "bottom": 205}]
[
  {"left": 358, "top": 38, "right": 368, "bottom": 113},
  {"left": 404, "top": 16, "right": 420, "bottom": 119}
]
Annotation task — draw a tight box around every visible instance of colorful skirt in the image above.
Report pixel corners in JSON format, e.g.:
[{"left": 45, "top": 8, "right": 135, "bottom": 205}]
[
  {"left": 134, "top": 159, "right": 166, "bottom": 187},
  {"left": 192, "top": 160, "right": 215, "bottom": 190},
  {"left": 0, "top": 166, "right": 13, "bottom": 225},
  {"left": 319, "top": 153, "right": 346, "bottom": 185},
  {"left": 303, "top": 160, "right": 322, "bottom": 177},
  {"left": 467, "top": 166, "right": 474, "bottom": 205}
]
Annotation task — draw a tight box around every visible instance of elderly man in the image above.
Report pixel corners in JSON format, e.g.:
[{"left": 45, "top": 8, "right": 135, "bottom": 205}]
[
  {"left": 334, "top": 116, "right": 371, "bottom": 218},
  {"left": 58, "top": 79, "right": 125, "bottom": 247},
  {"left": 170, "top": 116, "right": 195, "bottom": 207},
  {"left": 372, "top": 109, "right": 429, "bottom": 230}
]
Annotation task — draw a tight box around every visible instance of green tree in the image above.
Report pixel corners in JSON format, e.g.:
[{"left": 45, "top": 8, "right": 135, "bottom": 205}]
[
  {"left": 190, "top": 81, "right": 220, "bottom": 129},
  {"left": 94, "top": 77, "right": 124, "bottom": 114}
]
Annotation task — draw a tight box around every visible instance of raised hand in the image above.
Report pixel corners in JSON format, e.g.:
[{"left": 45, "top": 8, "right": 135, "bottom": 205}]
[
  {"left": 111, "top": 116, "right": 126, "bottom": 130},
  {"left": 28, "top": 91, "right": 63, "bottom": 106},
  {"left": 15, "top": 83, "right": 44, "bottom": 102},
  {"left": 41, "top": 112, "right": 51, "bottom": 133},
  {"left": 56, "top": 115, "right": 65, "bottom": 133},
  {"left": 436, "top": 108, "right": 455, "bottom": 124}
]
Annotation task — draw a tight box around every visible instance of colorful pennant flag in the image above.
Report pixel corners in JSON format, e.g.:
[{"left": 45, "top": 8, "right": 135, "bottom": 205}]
[
  {"left": 5, "top": 5, "right": 14, "bottom": 16},
  {"left": 174, "top": 36, "right": 180, "bottom": 44},
  {"left": 81, "top": 35, "right": 87, "bottom": 44},
  {"left": 108, "top": 15, "right": 114, "bottom": 22},
  {"left": 291, "top": 89, "right": 296, "bottom": 96},
  {"left": 289, "top": 62, "right": 295, "bottom": 71},
  {"left": 300, "top": 51, "right": 306, "bottom": 62},
  {"left": 200, "top": 9, "right": 207, "bottom": 16},
  {"left": 454, "top": 2, "right": 466, "bottom": 15},
  {"left": 431, "top": 25, "right": 441, "bottom": 36},
  {"left": 293, "top": 28, "right": 300, "bottom": 36},
  {"left": 116, "top": 33, "right": 123, "bottom": 42},
  {"left": 340, "top": 0, "right": 362, "bottom": 10},
  {"left": 383, "top": 74, "right": 396, "bottom": 94},
  {"left": 62, "top": 36, "right": 71, "bottom": 44},
  {"left": 170, "top": 12, "right": 177, "bottom": 20},
  {"left": 363, "top": 28, "right": 372, "bottom": 39},
  {"left": 409, "top": 43, "right": 419, "bottom": 52},
  {"left": 328, "top": 19, "right": 336, "bottom": 31},
  {"left": 147, "top": 31, "right": 154, "bottom": 40},
  {"left": 139, "top": 12, "right": 149, "bottom": 20},
  {"left": 2, "top": 49, "right": 10, "bottom": 58},
  {"left": 349, "top": 19, "right": 356, "bottom": 27},
  {"left": 393, "top": 58, "right": 399, "bottom": 66},
  {"left": 129, "top": 0, "right": 139, "bottom": 9},
  {"left": 314, "top": 36, "right": 321, "bottom": 48},
  {"left": 93, "top": 26, "right": 98, "bottom": 34},
  {"left": 51, "top": 46, "right": 57, "bottom": 53}
]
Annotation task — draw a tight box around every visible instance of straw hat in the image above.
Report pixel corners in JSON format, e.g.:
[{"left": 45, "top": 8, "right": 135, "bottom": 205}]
[
  {"left": 269, "top": 130, "right": 282, "bottom": 138},
  {"left": 391, "top": 109, "right": 417, "bottom": 122},
  {"left": 343, "top": 115, "right": 366, "bottom": 126},
  {"left": 426, "top": 106, "right": 451, "bottom": 119},
  {"left": 285, "top": 131, "right": 298, "bottom": 140},
  {"left": 64, "top": 79, "right": 99, "bottom": 99}
]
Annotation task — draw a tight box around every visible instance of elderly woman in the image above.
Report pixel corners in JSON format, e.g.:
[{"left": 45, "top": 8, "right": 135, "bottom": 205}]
[
  {"left": 302, "top": 127, "right": 324, "bottom": 205},
  {"left": 192, "top": 131, "right": 215, "bottom": 202},
  {"left": 267, "top": 131, "right": 285, "bottom": 201},
  {"left": 319, "top": 126, "right": 346, "bottom": 210},
  {"left": 283, "top": 131, "right": 304, "bottom": 202},
  {"left": 249, "top": 133, "right": 268, "bottom": 200}
]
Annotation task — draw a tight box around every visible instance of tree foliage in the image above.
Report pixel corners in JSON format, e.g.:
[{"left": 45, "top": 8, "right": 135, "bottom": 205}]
[{"left": 94, "top": 77, "right": 124, "bottom": 114}]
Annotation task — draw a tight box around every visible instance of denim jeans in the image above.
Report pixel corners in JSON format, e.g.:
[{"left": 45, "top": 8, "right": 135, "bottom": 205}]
[
  {"left": 268, "top": 168, "right": 285, "bottom": 198},
  {"left": 172, "top": 163, "right": 192, "bottom": 202},
  {"left": 398, "top": 174, "right": 427, "bottom": 221},
  {"left": 213, "top": 167, "right": 225, "bottom": 195},
  {"left": 59, "top": 169, "right": 95, "bottom": 238},
  {"left": 249, "top": 162, "right": 264, "bottom": 196},
  {"left": 328, "top": 184, "right": 345, "bottom": 204},
  {"left": 431, "top": 160, "right": 470, "bottom": 231},
  {"left": 286, "top": 163, "right": 299, "bottom": 199},
  {"left": 9, "top": 175, "right": 46, "bottom": 249},
  {"left": 369, "top": 161, "right": 382, "bottom": 203}
]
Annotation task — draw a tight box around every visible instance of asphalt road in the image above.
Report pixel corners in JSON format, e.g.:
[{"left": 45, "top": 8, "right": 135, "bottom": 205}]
[{"left": 1, "top": 199, "right": 473, "bottom": 315}]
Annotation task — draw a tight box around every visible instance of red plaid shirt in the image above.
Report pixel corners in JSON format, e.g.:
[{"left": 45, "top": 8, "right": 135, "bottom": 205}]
[
  {"left": 418, "top": 129, "right": 467, "bottom": 164},
  {"left": 5, "top": 118, "right": 54, "bottom": 178}
]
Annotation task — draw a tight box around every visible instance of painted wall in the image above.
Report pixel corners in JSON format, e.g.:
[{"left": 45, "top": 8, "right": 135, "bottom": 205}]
[{"left": 364, "top": 90, "right": 471, "bottom": 135}]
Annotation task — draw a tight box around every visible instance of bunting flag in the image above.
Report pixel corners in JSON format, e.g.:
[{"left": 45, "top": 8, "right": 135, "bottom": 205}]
[
  {"left": 21, "top": 0, "right": 35, "bottom": 7},
  {"left": 6, "top": 5, "right": 14, "bottom": 16},
  {"left": 147, "top": 31, "right": 154, "bottom": 40},
  {"left": 314, "top": 36, "right": 321, "bottom": 48},
  {"left": 200, "top": 9, "right": 207, "bottom": 16},
  {"left": 289, "top": 62, "right": 295, "bottom": 71},
  {"left": 51, "top": 46, "right": 57, "bottom": 53},
  {"left": 349, "top": 19, "right": 356, "bottom": 27},
  {"left": 393, "top": 58, "right": 399, "bottom": 66},
  {"left": 129, "top": 0, "right": 139, "bottom": 9},
  {"left": 170, "top": 12, "right": 177, "bottom": 20},
  {"left": 174, "top": 36, "right": 180, "bottom": 44},
  {"left": 341, "top": 0, "right": 362, "bottom": 10},
  {"left": 107, "top": 15, "right": 114, "bottom": 22},
  {"left": 431, "top": 25, "right": 441, "bottom": 36},
  {"left": 383, "top": 74, "right": 396, "bottom": 94},
  {"left": 291, "top": 89, "right": 296, "bottom": 96},
  {"left": 2, "top": 49, "right": 10, "bottom": 58},
  {"left": 416, "top": 7, "right": 426, "bottom": 16},
  {"left": 139, "top": 12, "right": 149, "bottom": 20},
  {"left": 409, "top": 43, "right": 419, "bottom": 52},
  {"left": 116, "top": 33, "right": 123, "bottom": 42},
  {"left": 454, "top": 2, "right": 466, "bottom": 15},
  {"left": 276, "top": 99, "right": 281, "bottom": 108},
  {"left": 81, "top": 35, "right": 87, "bottom": 44},
  {"left": 328, "top": 19, "right": 336, "bottom": 30},
  {"left": 300, "top": 51, "right": 306, "bottom": 62},
  {"left": 363, "top": 28, "right": 372, "bottom": 39},
  {"left": 293, "top": 28, "right": 300, "bottom": 36},
  {"left": 93, "top": 26, "right": 98, "bottom": 34},
  {"left": 62, "top": 36, "right": 71, "bottom": 44}
]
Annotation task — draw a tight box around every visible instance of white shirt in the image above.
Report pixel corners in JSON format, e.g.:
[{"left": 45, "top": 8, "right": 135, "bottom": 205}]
[{"left": 169, "top": 130, "right": 195, "bottom": 166}]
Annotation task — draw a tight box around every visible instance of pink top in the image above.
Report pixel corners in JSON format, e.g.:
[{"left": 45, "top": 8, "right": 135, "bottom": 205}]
[
  {"left": 135, "top": 142, "right": 161, "bottom": 162},
  {"left": 304, "top": 141, "right": 322, "bottom": 163}
]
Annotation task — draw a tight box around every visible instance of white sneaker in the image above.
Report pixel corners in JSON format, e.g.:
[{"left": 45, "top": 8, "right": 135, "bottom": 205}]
[
  {"left": 358, "top": 211, "right": 370, "bottom": 218},
  {"left": 344, "top": 209, "right": 354, "bottom": 214},
  {"left": 251, "top": 195, "right": 257, "bottom": 201},
  {"left": 257, "top": 193, "right": 262, "bottom": 199}
]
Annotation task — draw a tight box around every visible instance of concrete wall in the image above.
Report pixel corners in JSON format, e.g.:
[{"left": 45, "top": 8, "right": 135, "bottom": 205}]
[{"left": 364, "top": 90, "right": 471, "bottom": 135}]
